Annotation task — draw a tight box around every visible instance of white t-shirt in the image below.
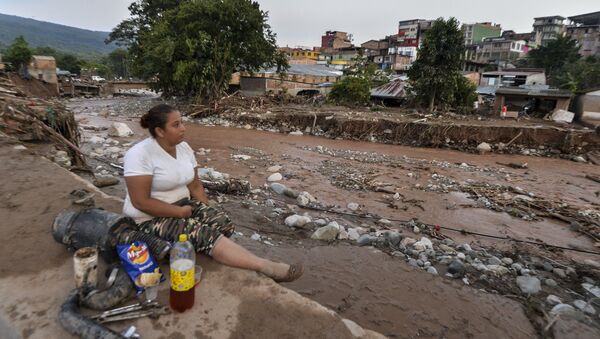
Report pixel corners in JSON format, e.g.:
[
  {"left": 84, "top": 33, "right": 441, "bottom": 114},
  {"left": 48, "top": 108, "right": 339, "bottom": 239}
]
[{"left": 123, "top": 137, "right": 198, "bottom": 223}]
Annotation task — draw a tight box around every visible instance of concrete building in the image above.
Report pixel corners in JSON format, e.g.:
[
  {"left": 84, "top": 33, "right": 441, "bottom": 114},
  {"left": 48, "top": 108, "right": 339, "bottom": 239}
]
[
  {"left": 385, "top": 19, "right": 434, "bottom": 71},
  {"left": 480, "top": 69, "right": 546, "bottom": 87},
  {"left": 533, "top": 16, "right": 566, "bottom": 47},
  {"left": 280, "top": 47, "right": 321, "bottom": 65},
  {"left": 320, "top": 47, "right": 362, "bottom": 70},
  {"left": 462, "top": 22, "right": 502, "bottom": 45},
  {"left": 476, "top": 37, "right": 527, "bottom": 65},
  {"left": 240, "top": 64, "right": 342, "bottom": 96},
  {"left": 27, "top": 55, "right": 58, "bottom": 84},
  {"left": 567, "top": 11, "right": 600, "bottom": 58},
  {"left": 321, "top": 31, "right": 352, "bottom": 50}
]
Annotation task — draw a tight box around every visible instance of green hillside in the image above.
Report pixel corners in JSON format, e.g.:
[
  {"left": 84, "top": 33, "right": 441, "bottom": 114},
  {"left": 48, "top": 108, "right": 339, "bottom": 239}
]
[{"left": 0, "top": 13, "right": 118, "bottom": 58}]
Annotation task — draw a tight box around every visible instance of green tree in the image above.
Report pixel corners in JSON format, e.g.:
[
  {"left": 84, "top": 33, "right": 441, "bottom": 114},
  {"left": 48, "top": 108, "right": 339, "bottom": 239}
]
[
  {"left": 520, "top": 36, "right": 580, "bottom": 82},
  {"left": 4, "top": 36, "right": 32, "bottom": 73},
  {"left": 108, "top": 48, "right": 129, "bottom": 78},
  {"left": 108, "top": 0, "right": 288, "bottom": 102},
  {"left": 57, "top": 54, "right": 82, "bottom": 74},
  {"left": 407, "top": 17, "right": 470, "bottom": 112},
  {"left": 32, "top": 46, "right": 58, "bottom": 57},
  {"left": 328, "top": 52, "right": 390, "bottom": 106},
  {"left": 554, "top": 56, "right": 600, "bottom": 93}
]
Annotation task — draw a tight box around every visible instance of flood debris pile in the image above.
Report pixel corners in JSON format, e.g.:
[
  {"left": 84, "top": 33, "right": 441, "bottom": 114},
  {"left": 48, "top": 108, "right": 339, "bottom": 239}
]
[{"left": 1, "top": 75, "right": 85, "bottom": 166}]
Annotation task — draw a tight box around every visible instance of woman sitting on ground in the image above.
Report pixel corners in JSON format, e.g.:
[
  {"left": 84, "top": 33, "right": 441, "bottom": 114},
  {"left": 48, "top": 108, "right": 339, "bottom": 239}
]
[{"left": 123, "top": 103, "right": 303, "bottom": 283}]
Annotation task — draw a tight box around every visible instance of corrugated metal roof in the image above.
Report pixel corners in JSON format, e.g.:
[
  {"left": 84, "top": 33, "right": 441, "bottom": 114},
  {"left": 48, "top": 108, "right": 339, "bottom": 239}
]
[
  {"left": 370, "top": 78, "right": 406, "bottom": 99},
  {"left": 496, "top": 87, "right": 572, "bottom": 98},
  {"left": 483, "top": 71, "right": 543, "bottom": 76},
  {"left": 259, "top": 64, "right": 343, "bottom": 77}
]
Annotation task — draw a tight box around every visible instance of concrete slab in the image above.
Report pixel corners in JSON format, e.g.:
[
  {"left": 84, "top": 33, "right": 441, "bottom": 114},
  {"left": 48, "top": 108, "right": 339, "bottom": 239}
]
[{"left": 0, "top": 140, "right": 383, "bottom": 339}]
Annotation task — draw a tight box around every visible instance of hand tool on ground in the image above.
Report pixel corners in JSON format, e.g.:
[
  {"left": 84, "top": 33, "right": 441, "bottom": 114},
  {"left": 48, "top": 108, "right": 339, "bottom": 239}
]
[
  {"left": 96, "top": 306, "right": 170, "bottom": 324},
  {"left": 89, "top": 300, "right": 159, "bottom": 320}
]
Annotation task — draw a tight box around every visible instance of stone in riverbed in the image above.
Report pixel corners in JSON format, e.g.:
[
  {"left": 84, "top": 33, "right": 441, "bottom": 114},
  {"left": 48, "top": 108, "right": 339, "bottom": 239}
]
[
  {"left": 347, "top": 228, "right": 360, "bottom": 241},
  {"left": 284, "top": 214, "right": 311, "bottom": 228},
  {"left": 516, "top": 276, "right": 541, "bottom": 295},
  {"left": 357, "top": 234, "right": 377, "bottom": 247},
  {"left": 487, "top": 256, "right": 502, "bottom": 266},
  {"left": 448, "top": 260, "right": 465, "bottom": 277},
  {"left": 427, "top": 267, "right": 438, "bottom": 275},
  {"left": 501, "top": 257, "right": 513, "bottom": 265},
  {"left": 267, "top": 173, "right": 283, "bottom": 182},
  {"left": 270, "top": 183, "right": 287, "bottom": 195},
  {"left": 573, "top": 300, "right": 596, "bottom": 315},
  {"left": 550, "top": 304, "right": 576, "bottom": 316},
  {"left": 311, "top": 224, "right": 340, "bottom": 241},
  {"left": 546, "top": 295, "right": 562, "bottom": 306}
]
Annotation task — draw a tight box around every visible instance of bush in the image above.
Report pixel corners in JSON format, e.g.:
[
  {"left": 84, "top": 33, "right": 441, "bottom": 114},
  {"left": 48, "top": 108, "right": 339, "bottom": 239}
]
[{"left": 328, "top": 76, "right": 371, "bottom": 107}]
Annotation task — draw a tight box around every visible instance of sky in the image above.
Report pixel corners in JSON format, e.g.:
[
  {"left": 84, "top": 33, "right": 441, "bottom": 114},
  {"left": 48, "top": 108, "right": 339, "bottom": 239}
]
[{"left": 0, "top": 0, "right": 598, "bottom": 47}]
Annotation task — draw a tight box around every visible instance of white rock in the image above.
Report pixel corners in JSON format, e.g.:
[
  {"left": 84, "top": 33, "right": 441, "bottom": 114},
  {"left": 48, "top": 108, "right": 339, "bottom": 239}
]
[
  {"left": 573, "top": 300, "right": 596, "bottom": 315},
  {"left": 13, "top": 145, "right": 27, "bottom": 150},
  {"left": 311, "top": 225, "right": 340, "bottom": 241},
  {"left": 457, "top": 253, "right": 466, "bottom": 260},
  {"left": 546, "top": 295, "right": 562, "bottom": 306},
  {"left": 108, "top": 122, "right": 134, "bottom": 137},
  {"left": 347, "top": 202, "right": 359, "bottom": 211},
  {"left": 487, "top": 265, "right": 509, "bottom": 276},
  {"left": 477, "top": 142, "right": 492, "bottom": 154},
  {"left": 582, "top": 283, "right": 600, "bottom": 298},
  {"left": 401, "top": 237, "right": 417, "bottom": 247},
  {"left": 427, "top": 267, "right": 438, "bottom": 275},
  {"left": 243, "top": 124, "right": 252, "bottom": 130},
  {"left": 550, "top": 304, "right": 576, "bottom": 316},
  {"left": 338, "top": 229, "right": 349, "bottom": 240},
  {"left": 250, "top": 233, "right": 261, "bottom": 241},
  {"left": 232, "top": 154, "right": 251, "bottom": 161},
  {"left": 584, "top": 259, "right": 600, "bottom": 269},
  {"left": 289, "top": 131, "right": 303, "bottom": 136},
  {"left": 516, "top": 276, "right": 541, "bottom": 295},
  {"left": 267, "top": 165, "right": 282, "bottom": 172},
  {"left": 198, "top": 168, "right": 224, "bottom": 181},
  {"left": 377, "top": 219, "right": 391, "bottom": 225},
  {"left": 88, "top": 135, "right": 105, "bottom": 144},
  {"left": 297, "top": 191, "right": 316, "bottom": 205},
  {"left": 413, "top": 226, "right": 421, "bottom": 234},
  {"left": 347, "top": 228, "right": 360, "bottom": 241},
  {"left": 284, "top": 214, "right": 311, "bottom": 228},
  {"left": 314, "top": 219, "right": 328, "bottom": 227},
  {"left": 414, "top": 237, "right": 433, "bottom": 250},
  {"left": 573, "top": 156, "right": 587, "bottom": 163},
  {"left": 267, "top": 173, "right": 283, "bottom": 182}
]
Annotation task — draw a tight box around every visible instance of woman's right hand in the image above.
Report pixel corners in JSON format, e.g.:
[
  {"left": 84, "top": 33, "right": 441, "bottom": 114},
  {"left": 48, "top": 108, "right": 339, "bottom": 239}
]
[{"left": 178, "top": 205, "right": 193, "bottom": 218}]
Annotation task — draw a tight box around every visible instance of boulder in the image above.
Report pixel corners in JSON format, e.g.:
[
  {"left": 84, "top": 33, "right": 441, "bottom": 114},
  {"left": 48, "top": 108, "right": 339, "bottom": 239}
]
[
  {"left": 311, "top": 224, "right": 340, "bottom": 241},
  {"left": 284, "top": 214, "right": 311, "bottom": 228},
  {"left": 108, "top": 122, "right": 134, "bottom": 137},
  {"left": 477, "top": 142, "right": 491, "bottom": 154}
]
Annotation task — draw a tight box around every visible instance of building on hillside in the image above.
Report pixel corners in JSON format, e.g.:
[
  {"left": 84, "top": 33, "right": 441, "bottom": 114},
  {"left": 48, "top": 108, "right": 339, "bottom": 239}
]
[
  {"left": 321, "top": 31, "right": 353, "bottom": 51},
  {"left": 475, "top": 37, "right": 527, "bottom": 67},
  {"left": 533, "top": 16, "right": 566, "bottom": 47},
  {"left": 28, "top": 56, "right": 58, "bottom": 84},
  {"left": 280, "top": 47, "right": 321, "bottom": 65},
  {"left": 462, "top": 22, "right": 502, "bottom": 45},
  {"left": 385, "top": 19, "right": 435, "bottom": 71},
  {"left": 320, "top": 47, "right": 362, "bottom": 70},
  {"left": 567, "top": 11, "right": 600, "bottom": 58},
  {"left": 239, "top": 64, "right": 342, "bottom": 96}
]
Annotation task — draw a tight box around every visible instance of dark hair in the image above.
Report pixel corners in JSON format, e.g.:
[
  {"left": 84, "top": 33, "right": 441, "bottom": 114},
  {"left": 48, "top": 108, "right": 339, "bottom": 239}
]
[{"left": 140, "top": 104, "right": 176, "bottom": 137}]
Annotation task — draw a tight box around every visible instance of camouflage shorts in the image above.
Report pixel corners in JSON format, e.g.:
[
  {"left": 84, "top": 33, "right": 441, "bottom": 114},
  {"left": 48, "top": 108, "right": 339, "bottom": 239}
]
[{"left": 138, "top": 199, "right": 234, "bottom": 255}]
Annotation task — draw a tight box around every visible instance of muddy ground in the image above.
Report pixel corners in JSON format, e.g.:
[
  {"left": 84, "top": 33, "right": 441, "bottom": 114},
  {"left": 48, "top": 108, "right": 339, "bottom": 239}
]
[{"left": 28, "top": 96, "right": 600, "bottom": 337}]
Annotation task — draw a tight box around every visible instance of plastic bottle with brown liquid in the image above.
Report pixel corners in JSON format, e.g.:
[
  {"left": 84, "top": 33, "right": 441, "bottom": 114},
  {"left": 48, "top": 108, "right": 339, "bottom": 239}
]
[{"left": 170, "top": 234, "right": 195, "bottom": 312}]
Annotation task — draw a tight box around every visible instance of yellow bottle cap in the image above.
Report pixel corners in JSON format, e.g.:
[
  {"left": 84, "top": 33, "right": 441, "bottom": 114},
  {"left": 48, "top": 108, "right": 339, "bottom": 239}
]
[{"left": 179, "top": 234, "right": 188, "bottom": 242}]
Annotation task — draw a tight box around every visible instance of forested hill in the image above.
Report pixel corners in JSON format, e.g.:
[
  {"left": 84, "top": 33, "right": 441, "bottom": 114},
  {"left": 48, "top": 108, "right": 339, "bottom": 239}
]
[{"left": 0, "top": 13, "right": 117, "bottom": 57}]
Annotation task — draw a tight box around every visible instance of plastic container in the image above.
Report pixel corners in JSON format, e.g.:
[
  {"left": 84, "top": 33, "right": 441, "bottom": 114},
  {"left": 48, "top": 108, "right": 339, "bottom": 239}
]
[
  {"left": 73, "top": 247, "right": 98, "bottom": 288},
  {"left": 169, "top": 234, "right": 195, "bottom": 312}
]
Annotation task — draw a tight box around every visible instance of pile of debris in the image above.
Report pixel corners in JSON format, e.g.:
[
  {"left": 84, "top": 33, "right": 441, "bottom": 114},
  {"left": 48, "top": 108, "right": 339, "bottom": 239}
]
[{"left": 0, "top": 74, "right": 85, "bottom": 166}]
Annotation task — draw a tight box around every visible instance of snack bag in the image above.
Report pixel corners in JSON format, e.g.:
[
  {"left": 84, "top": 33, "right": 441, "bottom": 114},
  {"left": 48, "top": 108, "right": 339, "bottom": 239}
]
[{"left": 117, "top": 241, "right": 164, "bottom": 294}]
